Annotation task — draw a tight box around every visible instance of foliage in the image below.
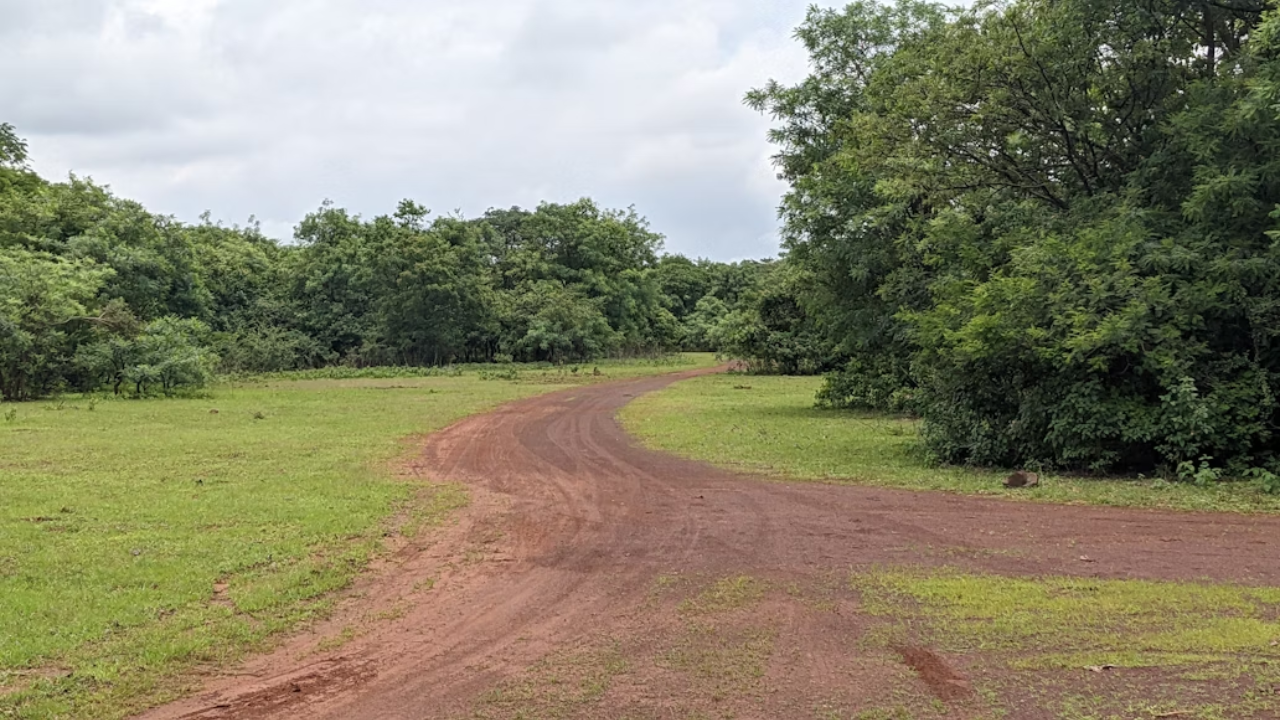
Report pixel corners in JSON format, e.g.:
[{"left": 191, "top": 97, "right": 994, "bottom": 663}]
[
  {"left": 78, "top": 317, "right": 218, "bottom": 397},
  {"left": 752, "top": 0, "right": 1280, "bottom": 478},
  {"left": 0, "top": 122, "right": 28, "bottom": 169},
  {"left": 0, "top": 248, "right": 112, "bottom": 400},
  {"left": 712, "top": 261, "right": 838, "bottom": 375},
  {"left": 0, "top": 128, "right": 762, "bottom": 400}
]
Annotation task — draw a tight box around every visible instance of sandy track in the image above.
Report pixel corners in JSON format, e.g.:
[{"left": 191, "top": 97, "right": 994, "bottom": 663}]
[{"left": 139, "top": 368, "right": 1280, "bottom": 719}]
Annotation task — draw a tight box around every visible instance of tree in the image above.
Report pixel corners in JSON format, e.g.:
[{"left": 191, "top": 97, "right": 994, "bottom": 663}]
[
  {"left": 124, "top": 317, "right": 218, "bottom": 395},
  {"left": 367, "top": 213, "right": 496, "bottom": 365},
  {"left": 0, "top": 123, "right": 27, "bottom": 170},
  {"left": 479, "top": 200, "right": 674, "bottom": 357},
  {"left": 0, "top": 120, "right": 725, "bottom": 395},
  {"left": 755, "top": 0, "right": 1280, "bottom": 478},
  {"left": 289, "top": 202, "right": 377, "bottom": 361},
  {"left": 0, "top": 248, "right": 112, "bottom": 400},
  {"left": 679, "top": 295, "right": 729, "bottom": 352},
  {"left": 746, "top": 1, "right": 946, "bottom": 400},
  {"left": 500, "top": 281, "right": 618, "bottom": 362}
]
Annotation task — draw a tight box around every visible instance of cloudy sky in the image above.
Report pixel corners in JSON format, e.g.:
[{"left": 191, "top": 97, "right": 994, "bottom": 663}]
[{"left": 1, "top": 0, "right": 821, "bottom": 260}]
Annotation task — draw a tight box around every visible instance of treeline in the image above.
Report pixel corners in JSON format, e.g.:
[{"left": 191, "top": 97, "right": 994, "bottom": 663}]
[
  {"left": 743, "top": 0, "right": 1280, "bottom": 482},
  {"left": 0, "top": 125, "right": 772, "bottom": 401}
]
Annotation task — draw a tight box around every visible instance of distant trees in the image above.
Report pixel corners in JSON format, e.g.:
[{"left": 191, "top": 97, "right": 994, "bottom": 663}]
[
  {"left": 750, "top": 0, "right": 1280, "bottom": 479},
  {"left": 0, "top": 128, "right": 764, "bottom": 400}
]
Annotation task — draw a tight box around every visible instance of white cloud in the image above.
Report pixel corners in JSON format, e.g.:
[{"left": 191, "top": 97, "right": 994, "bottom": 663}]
[{"left": 1, "top": 0, "right": 816, "bottom": 260}]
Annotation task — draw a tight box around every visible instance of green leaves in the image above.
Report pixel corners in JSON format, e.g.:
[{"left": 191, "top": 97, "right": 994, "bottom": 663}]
[
  {"left": 758, "top": 0, "right": 1280, "bottom": 479},
  {"left": 0, "top": 123, "right": 27, "bottom": 170},
  {"left": 0, "top": 120, "right": 762, "bottom": 398},
  {"left": 0, "top": 248, "right": 113, "bottom": 400}
]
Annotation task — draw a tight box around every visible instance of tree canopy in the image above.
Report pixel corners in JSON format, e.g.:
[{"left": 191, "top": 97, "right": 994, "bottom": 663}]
[
  {"left": 750, "top": 0, "right": 1280, "bottom": 480},
  {"left": 0, "top": 131, "right": 768, "bottom": 400}
]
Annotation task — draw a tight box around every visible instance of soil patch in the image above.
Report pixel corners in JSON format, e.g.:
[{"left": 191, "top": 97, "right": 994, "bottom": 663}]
[{"left": 897, "top": 646, "right": 974, "bottom": 702}]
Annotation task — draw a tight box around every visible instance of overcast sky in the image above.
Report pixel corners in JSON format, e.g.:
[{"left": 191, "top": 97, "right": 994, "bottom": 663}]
[{"left": 1, "top": 0, "right": 822, "bottom": 261}]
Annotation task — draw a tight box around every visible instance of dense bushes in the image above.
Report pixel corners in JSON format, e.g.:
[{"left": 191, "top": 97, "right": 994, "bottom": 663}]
[{"left": 752, "top": 0, "right": 1280, "bottom": 478}]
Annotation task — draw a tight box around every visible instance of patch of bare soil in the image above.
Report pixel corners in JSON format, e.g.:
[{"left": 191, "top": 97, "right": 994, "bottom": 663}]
[
  {"left": 137, "top": 367, "right": 1280, "bottom": 720},
  {"left": 897, "top": 646, "right": 974, "bottom": 702}
]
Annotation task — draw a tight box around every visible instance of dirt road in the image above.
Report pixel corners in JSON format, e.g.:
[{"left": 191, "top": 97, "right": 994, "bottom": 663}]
[{"left": 140, "top": 368, "right": 1280, "bottom": 719}]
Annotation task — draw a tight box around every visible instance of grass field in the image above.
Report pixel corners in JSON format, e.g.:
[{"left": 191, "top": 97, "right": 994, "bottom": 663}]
[
  {"left": 0, "top": 354, "right": 715, "bottom": 720},
  {"left": 619, "top": 373, "right": 1280, "bottom": 514}
]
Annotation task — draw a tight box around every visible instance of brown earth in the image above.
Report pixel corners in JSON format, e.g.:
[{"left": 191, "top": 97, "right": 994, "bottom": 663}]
[{"left": 138, "top": 367, "right": 1280, "bottom": 720}]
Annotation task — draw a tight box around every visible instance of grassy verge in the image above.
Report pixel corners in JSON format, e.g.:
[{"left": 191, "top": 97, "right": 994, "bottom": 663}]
[
  {"left": 0, "top": 354, "right": 715, "bottom": 719},
  {"left": 619, "top": 373, "right": 1280, "bottom": 513},
  {"left": 853, "top": 567, "right": 1280, "bottom": 719}
]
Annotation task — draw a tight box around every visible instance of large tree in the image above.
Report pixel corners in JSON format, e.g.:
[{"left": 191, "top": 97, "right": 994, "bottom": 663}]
[{"left": 755, "top": 0, "right": 1280, "bottom": 478}]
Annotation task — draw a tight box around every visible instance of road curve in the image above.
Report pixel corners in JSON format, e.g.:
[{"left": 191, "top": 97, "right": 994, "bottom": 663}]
[{"left": 139, "top": 367, "right": 1280, "bottom": 719}]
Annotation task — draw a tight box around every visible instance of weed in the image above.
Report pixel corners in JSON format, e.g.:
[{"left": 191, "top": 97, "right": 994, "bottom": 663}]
[
  {"left": 477, "top": 644, "right": 629, "bottom": 718},
  {"left": 316, "top": 626, "right": 358, "bottom": 652},
  {"left": 479, "top": 368, "right": 520, "bottom": 381},
  {"left": 679, "top": 576, "right": 766, "bottom": 615}
]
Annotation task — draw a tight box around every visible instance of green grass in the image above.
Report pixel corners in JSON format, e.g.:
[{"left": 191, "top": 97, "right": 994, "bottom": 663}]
[
  {"left": 856, "top": 569, "right": 1280, "bottom": 665},
  {"left": 853, "top": 567, "right": 1280, "bottom": 719},
  {"left": 619, "top": 374, "right": 1280, "bottom": 513},
  {"left": 0, "top": 354, "right": 715, "bottom": 719}
]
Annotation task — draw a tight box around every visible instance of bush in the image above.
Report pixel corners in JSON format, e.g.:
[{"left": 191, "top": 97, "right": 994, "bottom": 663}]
[
  {"left": 80, "top": 317, "right": 218, "bottom": 396},
  {"left": 217, "top": 326, "right": 327, "bottom": 373},
  {"left": 815, "top": 357, "right": 916, "bottom": 413}
]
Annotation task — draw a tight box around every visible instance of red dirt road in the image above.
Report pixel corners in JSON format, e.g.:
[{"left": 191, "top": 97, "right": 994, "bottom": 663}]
[{"left": 140, "top": 368, "right": 1280, "bottom": 719}]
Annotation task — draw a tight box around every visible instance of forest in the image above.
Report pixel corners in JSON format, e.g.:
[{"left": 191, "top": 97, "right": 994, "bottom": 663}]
[{"left": 0, "top": 121, "right": 774, "bottom": 400}]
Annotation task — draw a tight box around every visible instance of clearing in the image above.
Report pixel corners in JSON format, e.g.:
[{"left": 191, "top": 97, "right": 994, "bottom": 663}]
[
  {"left": 0, "top": 356, "right": 714, "bottom": 719},
  {"left": 132, "top": 368, "right": 1280, "bottom": 720}
]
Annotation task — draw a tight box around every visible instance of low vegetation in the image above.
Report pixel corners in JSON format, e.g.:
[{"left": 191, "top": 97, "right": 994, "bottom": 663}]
[
  {"left": 621, "top": 374, "right": 1280, "bottom": 513},
  {"left": 854, "top": 567, "right": 1280, "bottom": 719},
  {"left": 0, "top": 355, "right": 712, "bottom": 719}
]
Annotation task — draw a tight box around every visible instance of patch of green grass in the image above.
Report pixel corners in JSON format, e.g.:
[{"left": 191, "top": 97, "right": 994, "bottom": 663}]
[
  {"left": 656, "top": 625, "right": 776, "bottom": 689},
  {"left": 855, "top": 569, "right": 1280, "bottom": 664},
  {"left": 678, "top": 575, "right": 766, "bottom": 615},
  {"left": 474, "top": 643, "right": 630, "bottom": 720},
  {"left": 852, "top": 567, "right": 1280, "bottom": 718},
  {"left": 620, "top": 374, "right": 1280, "bottom": 513},
  {"left": 0, "top": 354, "right": 714, "bottom": 719}
]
